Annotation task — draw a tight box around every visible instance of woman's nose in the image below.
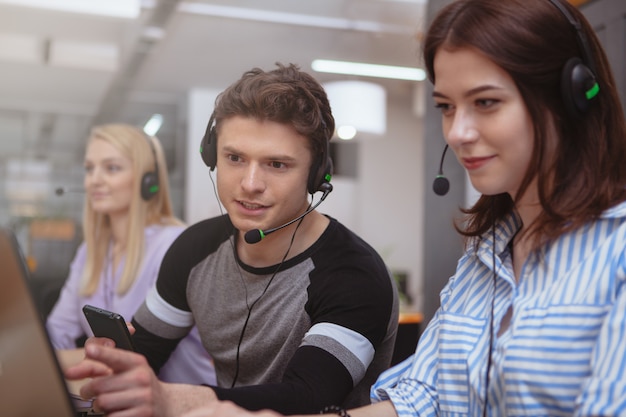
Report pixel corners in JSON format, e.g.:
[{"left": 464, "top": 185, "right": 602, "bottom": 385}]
[{"left": 445, "top": 110, "right": 479, "bottom": 146}]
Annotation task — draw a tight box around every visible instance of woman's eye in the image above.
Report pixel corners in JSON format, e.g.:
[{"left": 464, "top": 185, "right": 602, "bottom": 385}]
[
  {"left": 434, "top": 102, "right": 453, "bottom": 115},
  {"left": 476, "top": 98, "right": 498, "bottom": 109}
]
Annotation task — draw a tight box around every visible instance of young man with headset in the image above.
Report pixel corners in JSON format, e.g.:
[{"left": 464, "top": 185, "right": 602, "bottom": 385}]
[{"left": 65, "top": 62, "right": 399, "bottom": 417}]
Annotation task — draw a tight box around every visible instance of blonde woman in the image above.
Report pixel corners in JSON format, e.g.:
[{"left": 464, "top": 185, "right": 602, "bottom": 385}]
[{"left": 47, "top": 123, "right": 215, "bottom": 385}]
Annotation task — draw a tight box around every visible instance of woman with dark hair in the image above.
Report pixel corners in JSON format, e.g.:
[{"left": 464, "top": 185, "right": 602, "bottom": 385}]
[{"left": 179, "top": 0, "right": 626, "bottom": 416}]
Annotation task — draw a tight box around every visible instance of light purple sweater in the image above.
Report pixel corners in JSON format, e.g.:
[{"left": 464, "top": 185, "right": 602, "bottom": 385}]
[{"left": 46, "top": 224, "right": 216, "bottom": 385}]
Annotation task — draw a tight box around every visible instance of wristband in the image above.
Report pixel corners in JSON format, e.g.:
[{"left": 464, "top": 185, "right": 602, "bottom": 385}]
[{"left": 320, "top": 405, "right": 351, "bottom": 417}]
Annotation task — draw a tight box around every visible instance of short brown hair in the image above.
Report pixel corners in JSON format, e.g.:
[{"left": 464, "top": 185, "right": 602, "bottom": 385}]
[{"left": 212, "top": 63, "right": 334, "bottom": 178}]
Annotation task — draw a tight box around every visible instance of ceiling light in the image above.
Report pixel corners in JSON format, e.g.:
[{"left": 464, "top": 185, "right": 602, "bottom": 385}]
[
  {"left": 143, "top": 114, "right": 163, "bottom": 136},
  {"left": 312, "top": 59, "right": 426, "bottom": 81},
  {"left": 48, "top": 40, "right": 119, "bottom": 71},
  {"left": 0, "top": 33, "right": 42, "bottom": 64},
  {"left": 337, "top": 126, "right": 357, "bottom": 140},
  {"left": 0, "top": 0, "right": 141, "bottom": 18}
]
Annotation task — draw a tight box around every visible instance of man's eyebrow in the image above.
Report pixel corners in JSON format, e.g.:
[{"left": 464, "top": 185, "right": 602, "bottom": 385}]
[{"left": 221, "top": 145, "right": 297, "bottom": 161}]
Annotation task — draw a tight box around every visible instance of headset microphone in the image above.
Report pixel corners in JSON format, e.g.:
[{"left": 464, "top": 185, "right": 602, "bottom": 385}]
[
  {"left": 432, "top": 144, "right": 450, "bottom": 196},
  {"left": 244, "top": 183, "right": 333, "bottom": 244},
  {"left": 55, "top": 187, "right": 85, "bottom": 196}
]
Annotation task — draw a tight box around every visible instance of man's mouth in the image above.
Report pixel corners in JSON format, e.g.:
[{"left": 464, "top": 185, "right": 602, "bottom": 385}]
[{"left": 239, "top": 201, "right": 267, "bottom": 210}]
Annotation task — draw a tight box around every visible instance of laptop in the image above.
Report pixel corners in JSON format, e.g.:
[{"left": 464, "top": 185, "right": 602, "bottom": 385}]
[{"left": 0, "top": 227, "right": 101, "bottom": 417}]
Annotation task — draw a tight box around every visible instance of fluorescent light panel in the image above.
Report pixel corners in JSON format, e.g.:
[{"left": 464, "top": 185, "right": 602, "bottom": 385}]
[
  {"left": 312, "top": 59, "right": 426, "bottom": 81},
  {"left": 0, "top": 33, "right": 42, "bottom": 64},
  {"left": 0, "top": 0, "right": 140, "bottom": 18},
  {"left": 48, "top": 40, "right": 119, "bottom": 71}
]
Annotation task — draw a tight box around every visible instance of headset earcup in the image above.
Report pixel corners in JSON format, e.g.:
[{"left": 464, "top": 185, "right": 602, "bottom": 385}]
[
  {"left": 561, "top": 57, "right": 597, "bottom": 117},
  {"left": 200, "top": 127, "right": 218, "bottom": 170},
  {"left": 307, "top": 159, "right": 319, "bottom": 195},
  {"left": 141, "top": 172, "right": 159, "bottom": 201},
  {"left": 308, "top": 157, "right": 333, "bottom": 194}
]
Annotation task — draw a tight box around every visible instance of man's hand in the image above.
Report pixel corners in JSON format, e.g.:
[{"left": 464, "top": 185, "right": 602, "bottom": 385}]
[{"left": 64, "top": 338, "right": 217, "bottom": 417}]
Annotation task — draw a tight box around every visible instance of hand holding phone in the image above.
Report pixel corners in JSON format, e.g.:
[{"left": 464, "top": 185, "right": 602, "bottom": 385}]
[{"left": 82, "top": 304, "right": 135, "bottom": 351}]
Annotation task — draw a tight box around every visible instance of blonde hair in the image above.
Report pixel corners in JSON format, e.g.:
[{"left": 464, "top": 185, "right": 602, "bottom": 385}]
[{"left": 80, "top": 123, "right": 184, "bottom": 296}]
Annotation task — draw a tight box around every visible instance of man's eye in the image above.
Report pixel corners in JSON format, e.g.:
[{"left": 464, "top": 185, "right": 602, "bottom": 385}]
[
  {"left": 270, "top": 161, "right": 285, "bottom": 169},
  {"left": 227, "top": 154, "right": 241, "bottom": 162}
]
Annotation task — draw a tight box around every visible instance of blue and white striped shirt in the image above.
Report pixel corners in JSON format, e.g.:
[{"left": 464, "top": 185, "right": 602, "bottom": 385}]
[{"left": 372, "top": 201, "right": 626, "bottom": 417}]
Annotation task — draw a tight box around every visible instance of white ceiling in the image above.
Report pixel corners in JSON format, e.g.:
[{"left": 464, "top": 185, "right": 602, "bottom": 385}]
[
  {"left": 1, "top": 0, "right": 429, "bottom": 276},
  {"left": 0, "top": 0, "right": 427, "bottom": 169}
]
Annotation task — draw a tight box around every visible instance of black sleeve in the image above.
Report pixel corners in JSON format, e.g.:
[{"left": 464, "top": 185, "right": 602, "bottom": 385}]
[
  {"left": 212, "top": 346, "right": 353, "bottom": 415},
  {"left": 156, "top": 215, "right": 232, "bottom": 310},
  {"left": 130, "top": 318, "right": 181, "bottom": 374}
]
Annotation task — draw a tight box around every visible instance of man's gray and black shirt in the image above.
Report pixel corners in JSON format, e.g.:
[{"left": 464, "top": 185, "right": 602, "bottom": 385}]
[{"left": 132, "top": 215, "right": 398, "bottom": 414}]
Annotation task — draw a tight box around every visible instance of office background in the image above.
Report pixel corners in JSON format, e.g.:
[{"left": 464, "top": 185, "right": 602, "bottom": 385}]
[{"left": 0, "top": 0, "right": 623, "bottom": 323}]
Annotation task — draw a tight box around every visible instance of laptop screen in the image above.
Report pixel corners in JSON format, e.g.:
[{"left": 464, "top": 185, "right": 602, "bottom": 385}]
[{"left": 0, "top": 227, "right": 77, "bottom": 417}]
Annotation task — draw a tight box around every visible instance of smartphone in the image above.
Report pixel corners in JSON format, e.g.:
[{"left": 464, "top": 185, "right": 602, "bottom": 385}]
[{"left": 82, "top": 304, "right": 135, "bottom": 351}]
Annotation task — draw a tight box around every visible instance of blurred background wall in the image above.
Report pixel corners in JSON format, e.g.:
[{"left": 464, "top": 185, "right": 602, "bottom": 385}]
[{"left": 0, "top": 0, "right": 622, "bottom": 322}]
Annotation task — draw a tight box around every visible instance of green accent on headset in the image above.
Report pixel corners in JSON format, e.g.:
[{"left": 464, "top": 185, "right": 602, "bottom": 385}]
[
  {"left": 324, "top": 173, "right": 332, "bottom": 182},
  {"left": 586, "top": 82, "right": 600, "bottom": 100},
  {"left": 199, "top": 145, "right": 203, "bottom": 153},
  {"left": 259, "top": 230, "right": 266, "bottom": 240},
  {"left": 150, "top": 185, "right": 159, "bottom": 193}
]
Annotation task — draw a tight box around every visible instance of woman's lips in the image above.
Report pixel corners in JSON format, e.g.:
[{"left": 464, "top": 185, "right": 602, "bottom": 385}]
[{"left": 462, "top": 155, "right": 494, "bottom": 170}]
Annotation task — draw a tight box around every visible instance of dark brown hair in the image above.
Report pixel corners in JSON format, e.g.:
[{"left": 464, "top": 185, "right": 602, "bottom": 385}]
[
  {"left": 424, "top": 0, "right": 626, "bottom": 247},
  {"left": 212, "top": 62, "right": 334, "bottom": 167}
]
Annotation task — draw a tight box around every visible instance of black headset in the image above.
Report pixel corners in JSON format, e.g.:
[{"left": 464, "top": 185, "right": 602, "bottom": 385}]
[
  {"left": 547, "top": 0, "right": 600, "bottom": 118},
  {"left": 141, "top": 134, "right": 160, "bottom": 201},
  {"left": 199, "top": 112, "right": 333, "bottom": 195}
]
